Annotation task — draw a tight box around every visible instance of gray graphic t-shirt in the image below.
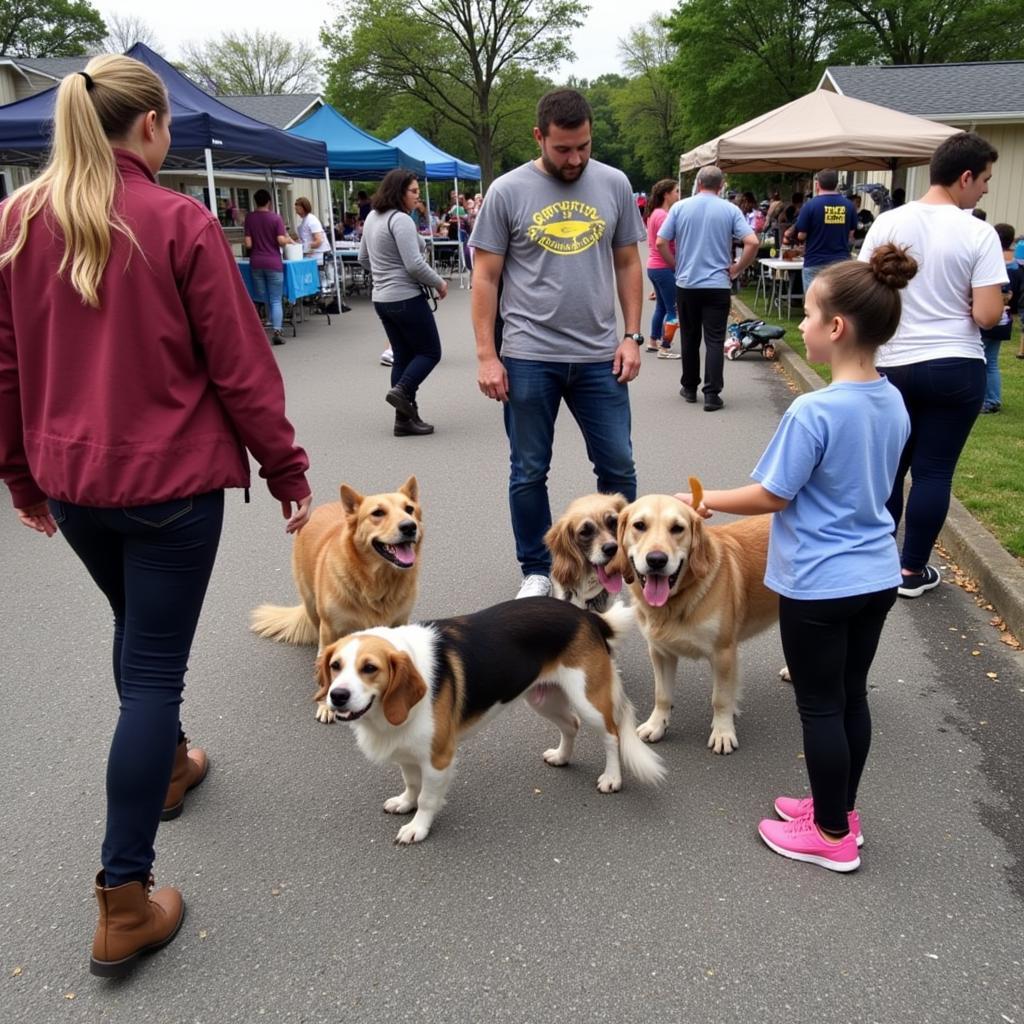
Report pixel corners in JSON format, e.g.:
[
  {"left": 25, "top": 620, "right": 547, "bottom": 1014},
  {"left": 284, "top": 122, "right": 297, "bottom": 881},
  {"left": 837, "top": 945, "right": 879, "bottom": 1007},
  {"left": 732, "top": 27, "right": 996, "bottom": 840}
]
[{"left": 470, "top": 160, "right": 646, "bottom": 361}]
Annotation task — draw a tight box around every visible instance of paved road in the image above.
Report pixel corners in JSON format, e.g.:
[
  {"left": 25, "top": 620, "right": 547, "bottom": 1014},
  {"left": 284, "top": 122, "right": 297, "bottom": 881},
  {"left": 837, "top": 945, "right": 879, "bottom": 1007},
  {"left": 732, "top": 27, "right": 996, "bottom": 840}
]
[{"left": 3, "top": 286, "right": 1022, "bottom": 1023}]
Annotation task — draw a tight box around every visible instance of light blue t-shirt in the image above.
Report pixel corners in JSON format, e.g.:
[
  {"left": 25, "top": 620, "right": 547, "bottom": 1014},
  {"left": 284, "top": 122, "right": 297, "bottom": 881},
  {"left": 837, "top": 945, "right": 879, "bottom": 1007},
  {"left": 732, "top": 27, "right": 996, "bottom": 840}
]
[
  {"left": 752, "top": 378, "right": 910, "bottom": 600},
  {"left": 658, "top": 193, "right": 752, "bottom": 289}
]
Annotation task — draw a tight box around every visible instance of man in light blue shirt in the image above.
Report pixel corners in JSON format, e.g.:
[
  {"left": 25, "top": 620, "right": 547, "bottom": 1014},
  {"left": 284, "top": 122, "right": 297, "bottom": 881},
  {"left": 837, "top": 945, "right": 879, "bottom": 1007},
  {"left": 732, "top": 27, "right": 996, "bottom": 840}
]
[{"left": 657, "top": 166, "right": 758, "bottom": 411}]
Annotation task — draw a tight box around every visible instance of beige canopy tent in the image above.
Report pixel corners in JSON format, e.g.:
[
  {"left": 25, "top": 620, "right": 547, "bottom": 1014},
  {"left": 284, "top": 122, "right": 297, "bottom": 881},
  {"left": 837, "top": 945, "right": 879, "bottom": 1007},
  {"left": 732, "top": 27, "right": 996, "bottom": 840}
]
[{"left": 680, "top": 89, "right": 960, "bottom": 173}]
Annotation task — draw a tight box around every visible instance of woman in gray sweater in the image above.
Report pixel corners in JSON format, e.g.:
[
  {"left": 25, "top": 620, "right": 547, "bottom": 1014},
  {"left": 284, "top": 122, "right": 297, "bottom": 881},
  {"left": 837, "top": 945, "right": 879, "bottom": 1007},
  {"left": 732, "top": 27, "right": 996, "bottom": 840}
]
[{"left": 359, "top": 169, "right": 448, "bottom": 435}]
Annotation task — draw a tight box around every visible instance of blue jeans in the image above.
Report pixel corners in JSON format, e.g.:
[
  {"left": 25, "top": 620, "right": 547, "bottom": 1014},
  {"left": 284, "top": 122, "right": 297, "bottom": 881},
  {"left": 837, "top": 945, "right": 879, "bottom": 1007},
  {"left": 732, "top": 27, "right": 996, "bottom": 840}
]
[
  {"left": 647, "top": 267, "right": 677, "bottom": 344},
  {"left": 49, "top": 492, "right": 224, "bottom": 886},
  {"left": 880, "top": 357, "right": 985, "bottom": 572},
  {"left": 503, "top": 357, "right": 637, "bottom": 575},
  {"left": 982, "top": 337, "right": 1003, "bottom": 408},
  {"left": 373, "top": 294, "right": 442, "bottom": 400},
  {"left": 251, "top": 268, "right": 284, "bottom": 332},
  {"left": 802, "top": 264, "right": 825, "bottom": 294}
]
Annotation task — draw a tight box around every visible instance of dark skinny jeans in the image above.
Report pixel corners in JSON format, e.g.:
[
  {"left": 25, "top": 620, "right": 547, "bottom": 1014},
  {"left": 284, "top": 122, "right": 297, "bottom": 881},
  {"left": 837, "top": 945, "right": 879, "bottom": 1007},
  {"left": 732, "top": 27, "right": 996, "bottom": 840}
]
[
  {"left": 779, "top": 588, "right": 897, "bottom": 835},
  {"left": 49, "top": 491, "right": 224, "bottom": 886},
  {"left": 373, "top": 293, "right": 442, "bottom": 401},
  {"left": 676, "top": 287, "right": 732, "bottom": 396}
]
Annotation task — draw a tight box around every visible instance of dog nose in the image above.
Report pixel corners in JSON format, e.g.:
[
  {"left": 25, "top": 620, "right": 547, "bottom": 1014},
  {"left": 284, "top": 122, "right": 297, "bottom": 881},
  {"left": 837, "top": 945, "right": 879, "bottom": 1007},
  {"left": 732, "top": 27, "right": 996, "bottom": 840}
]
[
  {"left": 601, "top": 541, "right": 618, "bottom": 558},
  {"left": 398, "top": 519, "right": 418, "bottom": 538},
  {"left": 329, "top": 687, "right": 350, "bottom": 707},
  {"left": 646, "top": 551, "right": 669, "bottom": 571}
]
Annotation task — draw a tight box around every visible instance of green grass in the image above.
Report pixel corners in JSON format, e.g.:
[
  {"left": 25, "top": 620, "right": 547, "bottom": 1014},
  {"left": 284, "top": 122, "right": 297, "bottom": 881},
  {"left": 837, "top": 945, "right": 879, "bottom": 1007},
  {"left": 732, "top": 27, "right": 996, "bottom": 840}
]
[{"left": 738, "top": 284, "right": 1024, "bottom": 562}]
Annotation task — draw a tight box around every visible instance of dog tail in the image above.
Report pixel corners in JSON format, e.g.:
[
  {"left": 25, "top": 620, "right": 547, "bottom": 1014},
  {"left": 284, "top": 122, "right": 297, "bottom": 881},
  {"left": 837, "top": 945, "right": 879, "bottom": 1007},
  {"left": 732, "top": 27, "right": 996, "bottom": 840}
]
[
  {"left": 250, "top": 603, "right": 318, "bottom": 645},
  {"left": 612, "top": 673, "right": 666, "bottom": 785},
  {"left": 596, "top": 601, "right": 635, "bottom": 653}
]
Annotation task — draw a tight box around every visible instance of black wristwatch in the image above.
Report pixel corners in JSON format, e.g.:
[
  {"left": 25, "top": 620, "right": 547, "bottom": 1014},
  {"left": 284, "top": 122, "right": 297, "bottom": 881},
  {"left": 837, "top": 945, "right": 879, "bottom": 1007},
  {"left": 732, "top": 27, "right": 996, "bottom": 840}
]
[{"left": 624, "top": 332, "right": 644, "bottom": 344}]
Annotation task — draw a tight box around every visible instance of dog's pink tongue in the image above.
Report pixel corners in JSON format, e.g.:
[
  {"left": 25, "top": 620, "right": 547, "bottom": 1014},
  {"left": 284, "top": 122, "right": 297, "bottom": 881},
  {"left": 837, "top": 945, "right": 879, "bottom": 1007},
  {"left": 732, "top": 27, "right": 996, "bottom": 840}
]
[
  {"left": 393, "top": 543, "right": 416, "bottom": 566},
  {"left": 643, "top": 575, "right": 671, "bottom": 607},
  {"left": 596, "top": 564, "right": 623, "bottom": 594}
]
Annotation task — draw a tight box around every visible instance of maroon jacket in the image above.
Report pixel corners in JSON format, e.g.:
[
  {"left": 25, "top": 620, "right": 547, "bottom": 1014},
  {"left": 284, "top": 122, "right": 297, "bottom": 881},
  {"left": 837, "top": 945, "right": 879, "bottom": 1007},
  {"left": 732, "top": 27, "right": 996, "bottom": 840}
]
[{"left": 0, "top": 149, "right": 309, "bottom": 509}]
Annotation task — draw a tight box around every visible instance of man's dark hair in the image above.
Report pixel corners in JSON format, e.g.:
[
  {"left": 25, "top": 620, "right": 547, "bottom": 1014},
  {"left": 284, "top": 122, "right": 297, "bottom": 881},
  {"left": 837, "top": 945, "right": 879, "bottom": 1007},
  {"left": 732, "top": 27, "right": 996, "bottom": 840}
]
[
  {"left": 816, "top": 169, "right": 839, "bottom": 191},
  {"left": 536, "top": 89, "right": 592, "bottom": 136},
  {"left": 929, "top": 132, "right": 998, "bottom": 187},
  {"left": 371, "top": 168, "right": 418, "bottom": 214},
  {"left": 253, "top": 188, "right": 272, "bottom": 207},
  {"left": 994, "top": 222, "right": 1015, "bottom": 250}
]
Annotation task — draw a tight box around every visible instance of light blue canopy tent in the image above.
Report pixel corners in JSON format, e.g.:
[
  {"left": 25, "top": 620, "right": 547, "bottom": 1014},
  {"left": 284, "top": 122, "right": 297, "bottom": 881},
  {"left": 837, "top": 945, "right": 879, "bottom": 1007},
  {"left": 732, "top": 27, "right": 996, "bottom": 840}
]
[{"left": 388, "top": 128, "right": 481, "bottom": 284}]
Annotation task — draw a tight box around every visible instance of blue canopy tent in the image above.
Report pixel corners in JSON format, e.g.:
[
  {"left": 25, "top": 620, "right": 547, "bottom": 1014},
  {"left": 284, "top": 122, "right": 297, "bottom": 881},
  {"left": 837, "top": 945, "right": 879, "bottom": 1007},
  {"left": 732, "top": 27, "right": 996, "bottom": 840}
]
[
  {"left": 288, "top": 105, "right": 425, "bottom": 179},
  {"left": 0, "top": 44, "right": 343, "bottom": 311},
  {"left": 388, "top": 128, "right": 481, "bottom": 285}
]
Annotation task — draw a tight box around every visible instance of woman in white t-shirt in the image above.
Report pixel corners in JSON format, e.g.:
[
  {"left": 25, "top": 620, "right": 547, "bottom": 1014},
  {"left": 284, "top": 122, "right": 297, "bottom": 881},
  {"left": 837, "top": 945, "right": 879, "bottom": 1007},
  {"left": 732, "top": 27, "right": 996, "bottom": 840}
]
[
  {"left": 858, "top": 132, "right": 1008, "bottom": 600},
  {"left": 292, "top": 197, "right": 331, "bottom": 264}
]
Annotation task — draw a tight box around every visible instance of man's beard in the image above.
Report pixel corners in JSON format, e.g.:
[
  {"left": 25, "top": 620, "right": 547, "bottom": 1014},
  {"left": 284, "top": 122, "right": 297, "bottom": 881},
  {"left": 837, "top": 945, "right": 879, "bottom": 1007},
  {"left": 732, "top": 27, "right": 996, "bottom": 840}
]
[{"left": 541, "top": 152, "right": 588, "bottom": 182}]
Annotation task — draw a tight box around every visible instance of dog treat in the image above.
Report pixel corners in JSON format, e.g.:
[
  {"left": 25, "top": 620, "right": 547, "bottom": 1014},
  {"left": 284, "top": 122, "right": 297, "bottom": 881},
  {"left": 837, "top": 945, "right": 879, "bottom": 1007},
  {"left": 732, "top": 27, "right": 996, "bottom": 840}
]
[{"left": 688, "top": 476, "right": 704, "bottom": 509}]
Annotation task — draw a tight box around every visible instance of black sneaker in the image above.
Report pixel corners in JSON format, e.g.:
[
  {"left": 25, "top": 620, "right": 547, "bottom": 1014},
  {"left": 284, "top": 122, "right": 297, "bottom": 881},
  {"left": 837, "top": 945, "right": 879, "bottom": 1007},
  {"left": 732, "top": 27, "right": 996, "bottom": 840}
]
[
  {"left": 680, "top": 387, "right": 697, "bottom": 403},
  {"left": 704, "top": 394, "right": 724, "bottom": 412},
  {"left": 898, "top": 564, "right": 941, "bottom": 598}
]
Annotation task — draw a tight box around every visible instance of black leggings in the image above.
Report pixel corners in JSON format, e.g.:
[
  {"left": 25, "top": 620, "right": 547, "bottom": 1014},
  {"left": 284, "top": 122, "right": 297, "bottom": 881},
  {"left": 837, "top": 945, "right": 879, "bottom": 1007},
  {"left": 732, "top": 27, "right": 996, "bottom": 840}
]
[{"left": 779, "top": 588, "right": 897, "bottom": 834}]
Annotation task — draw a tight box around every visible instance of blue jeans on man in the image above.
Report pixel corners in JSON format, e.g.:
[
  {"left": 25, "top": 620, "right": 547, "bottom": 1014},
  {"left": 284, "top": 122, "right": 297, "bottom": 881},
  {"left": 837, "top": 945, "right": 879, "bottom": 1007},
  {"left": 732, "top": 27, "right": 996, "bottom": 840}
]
[
  {"left": 981, "top": 337, "right": 1003, "bottom": 410},
  {"left": 502, "top": 357, "right": 637, "bottom": 576},
  {"left": 251, "top": 268, "right": 284, "bottom": 332}
]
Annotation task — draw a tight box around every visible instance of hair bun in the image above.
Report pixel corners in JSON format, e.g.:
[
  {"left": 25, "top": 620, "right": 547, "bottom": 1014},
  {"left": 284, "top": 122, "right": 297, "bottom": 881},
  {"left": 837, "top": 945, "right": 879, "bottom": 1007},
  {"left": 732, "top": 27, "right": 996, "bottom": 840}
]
[{"left": 869, "top": 243, "right": 917, "bottom": 290}]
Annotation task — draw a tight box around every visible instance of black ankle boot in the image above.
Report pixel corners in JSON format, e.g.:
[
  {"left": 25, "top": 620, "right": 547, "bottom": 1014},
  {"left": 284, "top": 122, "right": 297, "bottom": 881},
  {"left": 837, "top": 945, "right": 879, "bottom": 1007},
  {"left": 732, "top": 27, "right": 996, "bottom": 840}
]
[
  {"left": 386, "top": 384, "right": 417, "bottom": 419},
  {"left": 394, "top": 409, "right": 434, "bottom": 436}
]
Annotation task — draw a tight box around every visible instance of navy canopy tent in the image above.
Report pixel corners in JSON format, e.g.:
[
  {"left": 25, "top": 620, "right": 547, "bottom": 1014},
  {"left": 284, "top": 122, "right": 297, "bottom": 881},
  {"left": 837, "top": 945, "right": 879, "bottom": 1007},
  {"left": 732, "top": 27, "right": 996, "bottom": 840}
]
[
  {"left": 0, "top": 43, "right": 328, "bottom": 172},
  {"left": 288, "top": 105, "right": 425, "bottom": 179},
  {"left": 387, "top": 128, "right": 480, "bottom": 180}
]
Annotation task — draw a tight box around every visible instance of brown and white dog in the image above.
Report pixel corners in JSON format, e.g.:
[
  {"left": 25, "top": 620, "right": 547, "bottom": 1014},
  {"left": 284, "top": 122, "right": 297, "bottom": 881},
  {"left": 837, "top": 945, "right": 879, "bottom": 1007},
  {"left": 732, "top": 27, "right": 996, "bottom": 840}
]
[
  {"left": 316, "top": 597, "right": 665, "bottom": 844},
  {"left": 251, "top": 477, "right": 423, "bottom": 722},
  {"left": 544, "top": 493, "right": 627, "bottom": 612},
  {"left": 607, "top": 482, "right": 779, "bottom": 754}
]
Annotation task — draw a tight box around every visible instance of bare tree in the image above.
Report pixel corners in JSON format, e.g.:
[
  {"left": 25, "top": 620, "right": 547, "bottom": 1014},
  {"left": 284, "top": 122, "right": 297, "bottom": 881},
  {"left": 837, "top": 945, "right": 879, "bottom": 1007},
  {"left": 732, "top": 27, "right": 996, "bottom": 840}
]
[
  {"left": 181, "top": 30, "right": 320, "bottom": 95},
  {"left": 103, "top": 12, "right": 160, "bottom": 52}
]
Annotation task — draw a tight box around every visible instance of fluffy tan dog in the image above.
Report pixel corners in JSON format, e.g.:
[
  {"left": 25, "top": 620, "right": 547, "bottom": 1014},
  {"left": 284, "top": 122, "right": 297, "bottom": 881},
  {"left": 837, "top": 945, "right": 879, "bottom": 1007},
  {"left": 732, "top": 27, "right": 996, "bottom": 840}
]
[
  {"left": 607, "top": 481, "right": 778, "bottom": 753},
  {"left": 251, "top": 476, "right": 423, "bottom": 722}
]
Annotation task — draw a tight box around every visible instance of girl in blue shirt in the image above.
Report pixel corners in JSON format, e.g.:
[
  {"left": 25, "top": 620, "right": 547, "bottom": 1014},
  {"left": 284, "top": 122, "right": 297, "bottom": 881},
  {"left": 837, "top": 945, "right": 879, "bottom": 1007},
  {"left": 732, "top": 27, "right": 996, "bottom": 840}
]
[{"left": 678, "top": 244, "right": 915, "bottom": 872}]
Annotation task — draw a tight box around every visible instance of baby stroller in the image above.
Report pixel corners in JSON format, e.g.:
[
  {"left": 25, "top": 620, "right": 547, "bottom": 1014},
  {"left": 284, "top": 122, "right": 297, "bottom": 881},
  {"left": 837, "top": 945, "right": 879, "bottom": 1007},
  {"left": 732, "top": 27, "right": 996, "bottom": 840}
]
[{"left": 725, "top": 318, "right": 784, "bottom": 361}]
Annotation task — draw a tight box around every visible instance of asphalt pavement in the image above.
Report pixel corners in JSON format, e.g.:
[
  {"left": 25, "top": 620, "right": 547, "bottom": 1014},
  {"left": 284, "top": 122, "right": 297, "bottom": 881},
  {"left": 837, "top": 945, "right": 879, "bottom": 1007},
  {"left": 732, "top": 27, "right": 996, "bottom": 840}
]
[{"left": 2, "top": 283, "right": 1022, "bottom": 1024}]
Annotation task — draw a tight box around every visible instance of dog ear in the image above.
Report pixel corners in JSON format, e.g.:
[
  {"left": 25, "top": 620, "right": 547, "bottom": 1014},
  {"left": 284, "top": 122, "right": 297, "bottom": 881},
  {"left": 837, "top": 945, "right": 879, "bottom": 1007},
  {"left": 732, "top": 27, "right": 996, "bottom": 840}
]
[
  {"left": 313, "top": 642, "right": 339, "bottom": 702},
  {"left": 400, "top": 475, "right": 419, "bottom": 502},
  {"left": 608, "top": 492, "right": 627, "bottom": 513},
  {"left": 544, "top": 517, "right": 586, "bottom": 590},
  {"left": 339, "top": 484, "right": 363, "bottom": 515},
  {"left": 605, "top": 506, "right": 635, "bottom": 584},
  {"left": 382, "top": 650, "right": 428, "bottom": 726},
  {"left": 687, "top": 516, "right": 712, "bottom": 580}
]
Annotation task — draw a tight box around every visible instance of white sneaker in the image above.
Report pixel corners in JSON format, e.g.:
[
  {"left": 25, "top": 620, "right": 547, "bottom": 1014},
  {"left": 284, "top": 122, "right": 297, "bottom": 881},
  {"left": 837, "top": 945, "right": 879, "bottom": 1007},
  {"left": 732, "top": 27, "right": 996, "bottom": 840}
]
[
  {"left": 379, "top": 348, "right": 394, "bottom": 366},
  {"left": 516, "top": 574, "right": 551, "bottom": 600}
]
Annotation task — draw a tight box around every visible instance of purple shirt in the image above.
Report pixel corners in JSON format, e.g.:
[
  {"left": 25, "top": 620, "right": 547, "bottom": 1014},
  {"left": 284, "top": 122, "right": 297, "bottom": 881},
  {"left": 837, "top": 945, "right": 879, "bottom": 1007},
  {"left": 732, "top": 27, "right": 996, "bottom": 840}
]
[{"left": 244, "top": 209, "right": 287, "bottom": 271}]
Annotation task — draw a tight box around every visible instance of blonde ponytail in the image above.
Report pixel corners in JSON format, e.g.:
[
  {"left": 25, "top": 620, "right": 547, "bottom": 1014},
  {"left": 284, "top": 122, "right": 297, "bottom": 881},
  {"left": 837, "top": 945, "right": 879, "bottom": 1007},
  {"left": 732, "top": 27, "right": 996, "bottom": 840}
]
[{"left": 0, "top": 55, "right": 168, "bottom": 308}]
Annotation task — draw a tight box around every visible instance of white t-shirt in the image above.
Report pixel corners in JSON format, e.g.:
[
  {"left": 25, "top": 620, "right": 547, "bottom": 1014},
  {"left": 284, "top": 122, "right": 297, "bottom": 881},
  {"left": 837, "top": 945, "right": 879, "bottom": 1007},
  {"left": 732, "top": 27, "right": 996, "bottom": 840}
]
[
  {"left": 859, "top": 203, "right": 1008, "bottom": 367},
  {"left": 296, "top": 213, "right": 331, "bottom": 264}
]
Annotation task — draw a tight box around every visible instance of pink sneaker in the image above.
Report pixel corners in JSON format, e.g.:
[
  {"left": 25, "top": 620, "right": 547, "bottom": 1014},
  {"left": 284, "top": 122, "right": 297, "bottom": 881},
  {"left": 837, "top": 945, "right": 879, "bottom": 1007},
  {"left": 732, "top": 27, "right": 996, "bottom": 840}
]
[
  {"left": 758, "top": 815, "right": 860, "bottom": 872},
  {"left": 774, "top": 795, "right": 863, "bottom": 847}
]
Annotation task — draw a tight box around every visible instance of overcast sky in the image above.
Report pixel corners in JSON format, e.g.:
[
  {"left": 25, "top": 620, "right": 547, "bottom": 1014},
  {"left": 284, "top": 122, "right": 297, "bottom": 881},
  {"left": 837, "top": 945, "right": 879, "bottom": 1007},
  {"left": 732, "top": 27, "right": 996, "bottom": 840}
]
[{"left": 101, "top": 0, "right": 671, "bottom": 85}]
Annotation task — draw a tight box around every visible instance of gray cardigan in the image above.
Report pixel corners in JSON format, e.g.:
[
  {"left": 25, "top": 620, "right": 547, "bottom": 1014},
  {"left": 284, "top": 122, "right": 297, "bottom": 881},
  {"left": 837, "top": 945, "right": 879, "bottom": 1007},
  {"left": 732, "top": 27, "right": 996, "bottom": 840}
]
[{"left": 359, "top": 209, "right": 445, "bottom": 301}]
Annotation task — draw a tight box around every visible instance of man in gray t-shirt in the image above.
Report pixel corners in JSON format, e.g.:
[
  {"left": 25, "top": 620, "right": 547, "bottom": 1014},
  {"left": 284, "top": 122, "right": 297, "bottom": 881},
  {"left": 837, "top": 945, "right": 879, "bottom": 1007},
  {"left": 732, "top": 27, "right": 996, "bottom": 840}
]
[{"left": 470, "top": 88, "right": 646, "bottom": 599}]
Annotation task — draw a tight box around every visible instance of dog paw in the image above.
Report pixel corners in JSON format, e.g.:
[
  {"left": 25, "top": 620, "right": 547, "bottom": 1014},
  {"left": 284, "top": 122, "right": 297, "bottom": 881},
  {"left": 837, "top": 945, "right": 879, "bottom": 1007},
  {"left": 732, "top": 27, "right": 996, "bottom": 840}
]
[
  {"left": 707, "top": 726, "right": 738, "bottom": 755},
  {"left": 395, "top": 821, "right": 430, "bottom": 844},
  {"left": 637, "top": 717, "right": 667, "bottom": 743},
  {"left": 543, "top": 747, "right": 570, "bottom": 767},
  {"left": 383, "top": 795, "right": 416, "bottom": 815},
  {"left": 778, "top": 665, "right": 792, "bottom": 683},
  {"left": 597, "top": 773, "right": 622, "bottom": 793},
  {"left": 314, "top": 701, "right": 336, "bottom": 724}
]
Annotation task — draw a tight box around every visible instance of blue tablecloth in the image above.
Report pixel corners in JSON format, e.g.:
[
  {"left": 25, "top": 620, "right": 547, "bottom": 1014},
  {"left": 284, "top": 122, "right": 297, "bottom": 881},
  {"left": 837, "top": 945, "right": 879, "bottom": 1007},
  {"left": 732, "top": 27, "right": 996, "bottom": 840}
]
[{"left": 235, "top": 258, "right": 320, "bottom": 302}]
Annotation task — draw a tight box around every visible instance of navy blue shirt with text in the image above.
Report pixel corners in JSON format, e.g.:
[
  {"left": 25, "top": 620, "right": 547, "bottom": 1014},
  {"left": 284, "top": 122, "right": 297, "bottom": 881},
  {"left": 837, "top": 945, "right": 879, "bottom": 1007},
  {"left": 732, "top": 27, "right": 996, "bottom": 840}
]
[{"left": 795, "top": 194, "right": 857, "bottom": 268}]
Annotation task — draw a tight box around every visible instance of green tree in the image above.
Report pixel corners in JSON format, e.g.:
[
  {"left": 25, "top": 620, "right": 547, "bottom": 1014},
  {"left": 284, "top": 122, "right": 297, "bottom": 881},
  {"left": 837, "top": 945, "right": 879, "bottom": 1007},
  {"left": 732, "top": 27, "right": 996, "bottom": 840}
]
[
  {"left": 0, "top": 0, "right": 106, "bottom": 57},
  {"left": 568, "top": 74, "right": 647, "bottom": 188},
  {"left": 181, "top": 31, "right": 320, "bottom": 95},
  {"left": 320, "top": 0, "right": 588, "bottom": 186}
]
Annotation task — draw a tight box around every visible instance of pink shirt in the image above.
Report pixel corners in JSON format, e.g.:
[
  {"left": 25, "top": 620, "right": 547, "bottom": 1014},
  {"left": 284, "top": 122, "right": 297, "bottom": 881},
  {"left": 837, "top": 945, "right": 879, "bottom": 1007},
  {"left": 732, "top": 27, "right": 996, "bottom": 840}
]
[{"left": 647, "top": 207, "right": 674, "bottom": 269}]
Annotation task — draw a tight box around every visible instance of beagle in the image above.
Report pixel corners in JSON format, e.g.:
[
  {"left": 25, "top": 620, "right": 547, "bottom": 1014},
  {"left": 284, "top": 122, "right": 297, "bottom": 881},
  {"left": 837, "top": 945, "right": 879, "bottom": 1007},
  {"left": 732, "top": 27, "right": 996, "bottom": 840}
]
[{"left": 316, "top": 597, "right": 665, "bottom": 843}]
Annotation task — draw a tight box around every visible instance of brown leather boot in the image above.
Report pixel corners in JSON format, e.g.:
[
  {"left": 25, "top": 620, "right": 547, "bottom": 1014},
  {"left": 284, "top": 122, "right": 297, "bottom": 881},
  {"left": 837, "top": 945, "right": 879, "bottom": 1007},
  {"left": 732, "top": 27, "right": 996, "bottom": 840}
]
[
  {"left": 90, "top": 871, "right": 185, "bottom": 977},
  {"left": 161, "top": 739, "right": 209, "bottom": 821}
]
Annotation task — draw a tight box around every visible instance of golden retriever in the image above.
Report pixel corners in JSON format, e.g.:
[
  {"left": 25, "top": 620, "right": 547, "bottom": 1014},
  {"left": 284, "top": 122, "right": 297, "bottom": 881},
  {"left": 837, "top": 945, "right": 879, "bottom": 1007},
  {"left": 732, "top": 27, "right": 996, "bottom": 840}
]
[
  {"left": 544, "top": 492, "right": 627, "bottom": 611},
  {"left": 606, "top": 484, "right": 778, "bottom": 754},
  {"left": 315, "top": 598, "right": 664, "bottom": 843},
  {"left": 251, "top": 476, "right": 423, "bottom": 722}
]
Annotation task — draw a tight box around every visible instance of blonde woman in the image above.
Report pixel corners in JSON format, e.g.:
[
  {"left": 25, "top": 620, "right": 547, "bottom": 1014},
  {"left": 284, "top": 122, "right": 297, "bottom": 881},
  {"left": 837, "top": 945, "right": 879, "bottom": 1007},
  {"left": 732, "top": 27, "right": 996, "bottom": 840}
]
[{"left": 0, "top": 55, "right": 312, "bottom": 976}]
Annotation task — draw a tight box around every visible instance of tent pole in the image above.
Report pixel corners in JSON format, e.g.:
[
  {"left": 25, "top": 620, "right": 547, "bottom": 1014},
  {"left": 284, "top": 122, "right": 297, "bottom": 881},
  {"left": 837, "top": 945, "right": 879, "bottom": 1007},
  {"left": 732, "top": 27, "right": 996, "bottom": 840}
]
[
  {"left": 454, "top": 174, "right": 465, "bottom": 288},
  {"left": 325, "top": 166, "right": 344, "bottom": 312},
  {"left": 425, "top": 176, "right": 436, "bottom": 273},
  {"left": 204, "top": 148, "right": 217, "bottom": 217}
]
